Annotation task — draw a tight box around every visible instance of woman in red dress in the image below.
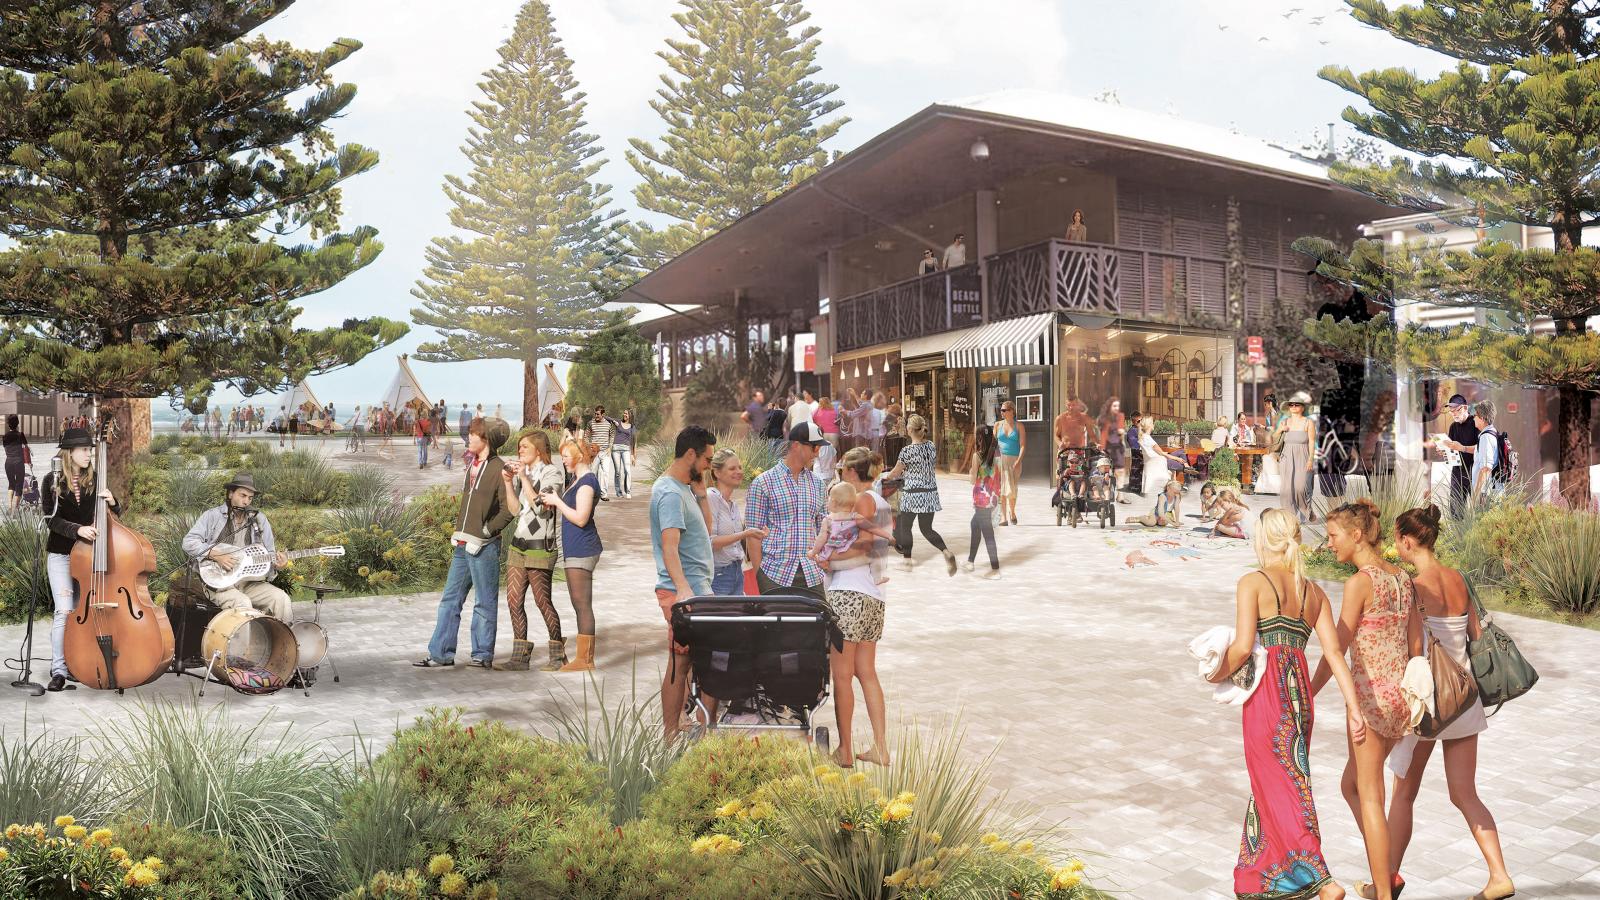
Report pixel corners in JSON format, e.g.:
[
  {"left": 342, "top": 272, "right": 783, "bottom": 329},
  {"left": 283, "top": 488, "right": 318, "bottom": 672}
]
[{"left": 1215, "top": 508, "right": 1367, "bottom": 900}]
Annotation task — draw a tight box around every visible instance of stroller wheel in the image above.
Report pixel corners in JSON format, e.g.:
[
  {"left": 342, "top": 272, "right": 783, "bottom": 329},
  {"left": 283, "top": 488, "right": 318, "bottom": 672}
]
[
  {"left": 1055, "top": 503, "right": 1063, "bottom": 526},
  {"left": 814, "top": 725, "right": 831, "bottom": 753}
]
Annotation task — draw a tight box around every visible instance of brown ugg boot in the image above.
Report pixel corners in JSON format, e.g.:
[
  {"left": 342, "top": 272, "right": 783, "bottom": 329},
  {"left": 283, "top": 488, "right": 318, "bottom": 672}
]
[
  {"left": 558, "top": 634, "right": 595, "bottom": 672},
  {"left": 540, "top": 639, "right": 568, "bottom": 672},
  {"left": 497, "top": 639, "right": 534, "bottom": 671}
]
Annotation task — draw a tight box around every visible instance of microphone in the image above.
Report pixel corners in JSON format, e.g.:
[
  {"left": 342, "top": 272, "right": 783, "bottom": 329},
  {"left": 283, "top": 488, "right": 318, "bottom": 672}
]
[{"left": 50, "top": 455, "right": 62, "bottom": 481}]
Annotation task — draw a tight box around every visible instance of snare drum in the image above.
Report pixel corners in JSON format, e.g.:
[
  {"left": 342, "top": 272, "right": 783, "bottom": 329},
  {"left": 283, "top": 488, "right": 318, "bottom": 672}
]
[
  {"left": 201, "top": 609, "right": 298, "bottom": 693},
  {"left": 290, "top": 619, "right": 329, "bottom": 669}
]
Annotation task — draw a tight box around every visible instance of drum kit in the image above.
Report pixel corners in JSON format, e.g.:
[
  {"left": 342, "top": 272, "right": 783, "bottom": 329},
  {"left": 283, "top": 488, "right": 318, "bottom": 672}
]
[{"left": 170, "top": 573, "right": 344, "bottom": 698}]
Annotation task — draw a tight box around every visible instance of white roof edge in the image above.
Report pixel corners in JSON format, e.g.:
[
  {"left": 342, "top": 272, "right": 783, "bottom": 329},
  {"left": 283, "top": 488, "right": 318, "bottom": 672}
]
[{"left": 937, "top": 89, "right": 1331, "bottom": 183}]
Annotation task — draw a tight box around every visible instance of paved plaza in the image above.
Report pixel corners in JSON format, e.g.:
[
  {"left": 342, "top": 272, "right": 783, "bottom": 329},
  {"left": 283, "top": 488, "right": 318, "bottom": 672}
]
[{"left": 3, "top": 454, "right": 1596, "bottom": 898}]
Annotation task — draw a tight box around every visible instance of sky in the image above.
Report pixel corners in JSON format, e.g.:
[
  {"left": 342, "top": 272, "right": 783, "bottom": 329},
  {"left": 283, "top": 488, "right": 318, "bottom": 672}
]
[{"left": 207, "top": 0, "right": 1449, "bottom": 409}]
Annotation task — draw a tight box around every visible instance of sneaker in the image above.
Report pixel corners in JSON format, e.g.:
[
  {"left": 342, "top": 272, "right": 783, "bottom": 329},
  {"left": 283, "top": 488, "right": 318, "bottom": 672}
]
[
  {"left": 898, "top": 557, "right": 914, "bottom": 572},
  {"left": 980, "top": 568, "right": 1002, "bottom": 580},
  {"left": 962, "top": 561, "right": 975, "bottom": 573}
]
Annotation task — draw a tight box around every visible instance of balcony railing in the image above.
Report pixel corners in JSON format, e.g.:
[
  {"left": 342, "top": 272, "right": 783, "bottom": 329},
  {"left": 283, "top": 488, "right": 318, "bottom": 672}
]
[
  {"left": 834, "top": 263, "right": 978, "bottom": 353},
  {"left": 834, "top": 241, "right": 1311, "bottom": 353},
  {"left": 989, "top": 239, "right": 1308, "bottom": 327}
]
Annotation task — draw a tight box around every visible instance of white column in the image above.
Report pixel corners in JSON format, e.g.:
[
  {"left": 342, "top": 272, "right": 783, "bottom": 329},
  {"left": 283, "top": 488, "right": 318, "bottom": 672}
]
[
  {"left": 1388, "top": 228, "right": 1432, "bottom": 492},
  {"left": 1218, "top": 339, "right": 1237, "bottom": 423}
]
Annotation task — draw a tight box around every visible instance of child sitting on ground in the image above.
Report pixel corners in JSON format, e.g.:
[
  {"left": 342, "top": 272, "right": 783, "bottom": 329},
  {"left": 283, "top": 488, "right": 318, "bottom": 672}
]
[
  {"left": 1196, "top": 482, "right": 1221, "bottom": 520},
  {"left": 809, "top": 481, "right": 895, "bottom": 574},
  {"left": 1130, "top": 480, "right": 1182, "bottom": 528},
  {"left": 1209, "top": 488, "right": 1248, "bottom": 539}
]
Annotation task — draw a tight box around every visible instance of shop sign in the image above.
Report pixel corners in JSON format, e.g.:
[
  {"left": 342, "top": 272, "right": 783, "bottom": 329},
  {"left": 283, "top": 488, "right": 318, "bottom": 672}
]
[
  {"left": 1246, "top": 336, "right": 1264, "bottom": 365},
  {"left": 950, "top": 394, "right": 972, "bottom": 425},
  {"left": 793, "top": 333, "right": 817, "bottom": 372},
  {"left": 948, "top": 267, "right": 982, "bottom": 327}
]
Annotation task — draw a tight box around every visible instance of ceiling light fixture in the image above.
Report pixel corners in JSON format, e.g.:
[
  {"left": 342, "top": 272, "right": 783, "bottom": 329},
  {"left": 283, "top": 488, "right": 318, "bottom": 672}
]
[
  {"left": 1145, "top": 333, "right": 1166, "bottom": 343},
  {"left": 969, "top": 137, "right": 990, "bottom": 162}
]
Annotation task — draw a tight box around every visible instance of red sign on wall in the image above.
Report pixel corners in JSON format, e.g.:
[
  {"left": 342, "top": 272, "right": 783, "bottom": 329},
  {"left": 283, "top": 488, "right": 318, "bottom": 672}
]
[{"left": 1246, "top": 336, "right": 1264, "bottom": 365}]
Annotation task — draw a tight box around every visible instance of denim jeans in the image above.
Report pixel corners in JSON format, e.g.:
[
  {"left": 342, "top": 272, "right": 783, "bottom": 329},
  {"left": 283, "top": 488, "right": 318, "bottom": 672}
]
[
  {"left": 46, "top": 552, "right": 74, "bottom": 677},
  {"left": 416, "top": 436, "right": 429, "bottom": 466},
  {"left": 427, "top": 541, "right": 501, "bottom": 663},
  {"left": 610, "top": 448, "right": 631, "bottom": 496},
  {"left": 711, "top": 561, "right": 744, "bottom": 595}
]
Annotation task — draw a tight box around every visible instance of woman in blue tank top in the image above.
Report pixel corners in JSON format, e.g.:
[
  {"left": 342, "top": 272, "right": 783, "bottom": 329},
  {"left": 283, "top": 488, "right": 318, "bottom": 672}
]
[{"left": 994, "top": 402, "right": 1025, "bottom": 526}]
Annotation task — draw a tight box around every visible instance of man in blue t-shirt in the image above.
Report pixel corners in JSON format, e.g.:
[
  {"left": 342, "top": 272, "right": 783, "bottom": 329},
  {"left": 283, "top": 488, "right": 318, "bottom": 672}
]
[{"left": 650, "top": 424, "right": 717, "bottom": 741}]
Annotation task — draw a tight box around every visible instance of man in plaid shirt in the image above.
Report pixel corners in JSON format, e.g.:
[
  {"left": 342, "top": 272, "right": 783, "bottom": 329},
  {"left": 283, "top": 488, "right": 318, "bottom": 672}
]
[{"left": 745, "top": 421, "right": 829, "bottom": 597}]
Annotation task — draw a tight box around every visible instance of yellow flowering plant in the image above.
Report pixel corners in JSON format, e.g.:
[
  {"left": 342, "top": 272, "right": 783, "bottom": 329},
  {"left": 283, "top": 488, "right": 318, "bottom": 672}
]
[
  {"left": 341, "top": 855, "right": 499, "bottom": 900},
  {"left": 0, "top": 818, "right": 163, "bottom": 898}
]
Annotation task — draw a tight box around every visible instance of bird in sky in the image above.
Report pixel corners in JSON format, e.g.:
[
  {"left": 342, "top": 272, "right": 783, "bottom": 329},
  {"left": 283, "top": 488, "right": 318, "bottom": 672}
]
[
  {"left": 1284, "top": 8, "right": 1302, "bottom": 18},
  {"left": 1319, "top": 39, "right": 1331, "bottom": 44},
  {"left": 1310, "top": 15, "right": 1326, "bottom": 24},
  {"left": 1218, "top": 23, "right": 1230, "bottom": 30},
  {"left": 1259, "top": 36, "right": 1271, "bottom": 42}
]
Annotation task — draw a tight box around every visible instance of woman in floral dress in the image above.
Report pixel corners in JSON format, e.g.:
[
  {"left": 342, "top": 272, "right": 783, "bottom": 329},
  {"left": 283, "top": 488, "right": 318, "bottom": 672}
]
[
  {"left": 1215, "top": 508, "right": 1366, "bottom": 900},
  {"left": 1312, "top": 498, "right": 1424, "bottom": 900}
]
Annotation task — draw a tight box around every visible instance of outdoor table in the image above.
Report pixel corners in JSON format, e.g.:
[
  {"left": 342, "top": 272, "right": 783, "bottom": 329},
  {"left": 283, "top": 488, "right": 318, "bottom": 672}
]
[{"left": 1156, "top": 445, "right": 1270, "bottom": 490}]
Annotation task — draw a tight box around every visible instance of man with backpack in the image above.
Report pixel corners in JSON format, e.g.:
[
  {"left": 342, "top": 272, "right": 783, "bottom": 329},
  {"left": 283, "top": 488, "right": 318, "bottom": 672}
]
[{"left": 1470, "top": 400, "right": 1514, "bottom": 501}]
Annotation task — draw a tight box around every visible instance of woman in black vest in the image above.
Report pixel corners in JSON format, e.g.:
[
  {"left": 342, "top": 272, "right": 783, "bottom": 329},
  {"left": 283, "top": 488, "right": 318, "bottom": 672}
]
[{"left": 42, "top": 427, "right": 116, "bottom": 692}]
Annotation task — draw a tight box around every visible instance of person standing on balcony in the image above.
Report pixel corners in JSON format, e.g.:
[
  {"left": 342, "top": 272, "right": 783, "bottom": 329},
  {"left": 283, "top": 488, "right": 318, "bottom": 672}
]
[
  {"left": 917, "top": 248, "right": 938, "bottom": 275},
  {"left": 1065, "top": 209, "right": 1088, "bottom": 242},
  {"left": 941, "top": 233, "right": 967, "bottom": 270}
]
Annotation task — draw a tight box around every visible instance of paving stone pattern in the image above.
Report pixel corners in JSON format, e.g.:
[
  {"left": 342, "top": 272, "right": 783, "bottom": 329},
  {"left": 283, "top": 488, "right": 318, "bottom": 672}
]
[{"left": 3, "top": 459, "right": 1595, "bottom": 899}]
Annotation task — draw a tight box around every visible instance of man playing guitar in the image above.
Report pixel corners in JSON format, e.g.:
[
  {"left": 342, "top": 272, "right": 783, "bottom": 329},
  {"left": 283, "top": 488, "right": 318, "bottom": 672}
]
[{"left": 181, "top": 472, "right": 292, "bottom": 620}]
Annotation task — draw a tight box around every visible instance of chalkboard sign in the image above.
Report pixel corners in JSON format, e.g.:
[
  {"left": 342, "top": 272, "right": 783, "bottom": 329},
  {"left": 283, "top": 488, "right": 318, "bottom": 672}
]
[{"left": 951, "top": 394, "right": 973, "bottom": 424}]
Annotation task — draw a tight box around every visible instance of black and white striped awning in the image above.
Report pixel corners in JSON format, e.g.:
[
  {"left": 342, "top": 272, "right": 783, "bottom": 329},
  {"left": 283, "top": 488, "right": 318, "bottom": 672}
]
[{"left": 944, "top": 312, "right": 1057, "bottom": 370}]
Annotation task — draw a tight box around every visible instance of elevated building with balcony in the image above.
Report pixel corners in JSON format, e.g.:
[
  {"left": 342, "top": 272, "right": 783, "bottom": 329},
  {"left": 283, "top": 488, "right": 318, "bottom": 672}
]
[{"left": 628, "top": 90, "right": 1395, "bottom": 483}]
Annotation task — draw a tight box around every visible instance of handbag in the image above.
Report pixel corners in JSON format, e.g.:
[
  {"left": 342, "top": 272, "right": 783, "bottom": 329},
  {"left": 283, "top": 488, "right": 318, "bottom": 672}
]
[
  {"left": 1268, "top": 428, "right": 1286, "bottom": 456},
  {"left": 1410, "top": 575, "right": 1480, "bottom": 739},
  {"left": 1466, "top": 582, "right": 1538, "bottom": 714}
]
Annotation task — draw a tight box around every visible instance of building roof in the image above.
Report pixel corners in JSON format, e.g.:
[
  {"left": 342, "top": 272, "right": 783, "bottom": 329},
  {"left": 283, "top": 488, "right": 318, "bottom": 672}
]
[
  {"left": 941, "top": 90, "right": 1331, "bottom": 183},
  {"left": 624, "top": 90, "right": 1395, "bottom": 324}
]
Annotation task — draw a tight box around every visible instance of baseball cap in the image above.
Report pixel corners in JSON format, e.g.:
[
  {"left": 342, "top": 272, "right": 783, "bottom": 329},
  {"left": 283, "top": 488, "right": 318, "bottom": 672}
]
[
  {"left": 787, "top": 421, "right": 827, "bottom": 446},
  {"left": 1447, "top": 394, "right": 1468, "bottom": 408}
]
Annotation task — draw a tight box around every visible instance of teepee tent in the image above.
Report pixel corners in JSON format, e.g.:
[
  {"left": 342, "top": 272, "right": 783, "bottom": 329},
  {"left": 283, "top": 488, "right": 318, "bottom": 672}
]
[
  {"left": 264, "top": 380, "right": 322, "bottom": 419},
  {"left": 537, "top": 361, "right": 565, "bottom": 426},
  {"left": 379, "top": 354, "right": 432, "bottom": 419}
]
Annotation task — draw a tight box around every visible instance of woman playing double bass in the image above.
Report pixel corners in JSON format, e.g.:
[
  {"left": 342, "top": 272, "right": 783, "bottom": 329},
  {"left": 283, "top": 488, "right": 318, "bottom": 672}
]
[{"left": 41, "top": 427, "right": 112, "bottom": 693}]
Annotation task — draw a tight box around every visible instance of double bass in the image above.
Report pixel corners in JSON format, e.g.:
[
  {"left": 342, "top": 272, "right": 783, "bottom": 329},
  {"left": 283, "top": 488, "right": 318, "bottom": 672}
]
[{"left": 64, "top": 419, "right": 173, "bottom": 690}]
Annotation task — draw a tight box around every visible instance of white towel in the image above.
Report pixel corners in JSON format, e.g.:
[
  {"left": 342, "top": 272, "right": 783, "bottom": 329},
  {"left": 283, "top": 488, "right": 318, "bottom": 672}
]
[
  {"left": 1400, "top": 655, "right": 1435, "bottom": 732},
  {"left": 1187, "top": 626, "right": 1269, "bottom": 706}
]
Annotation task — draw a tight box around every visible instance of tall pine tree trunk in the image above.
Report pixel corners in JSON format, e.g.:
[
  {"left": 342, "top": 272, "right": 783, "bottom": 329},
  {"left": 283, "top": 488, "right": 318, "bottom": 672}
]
[
  {"left": 100, "top": 397, "right": 136, "bottom": 505},
  {"left": 523, "top": 358, "right": 538, "bottom": 429},
  {"left": 1550, "top": 208, "right": 1591, "bottom": 506}
]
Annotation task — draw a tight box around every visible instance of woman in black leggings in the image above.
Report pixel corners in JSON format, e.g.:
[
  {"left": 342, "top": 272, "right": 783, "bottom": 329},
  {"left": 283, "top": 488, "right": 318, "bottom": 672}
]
[
  {"left": 3, "top": 415, "right": 29, "bottom": 513},
  {"left": 882, "top": 415, "right": 956, "bottom": 576}
]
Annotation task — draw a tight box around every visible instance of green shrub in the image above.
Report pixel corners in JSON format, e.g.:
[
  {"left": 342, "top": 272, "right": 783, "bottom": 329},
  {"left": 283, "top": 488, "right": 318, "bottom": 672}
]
[
  {"left": 96, "top": 700, "right": 345, "bottom": 899},
  {"left": 341, "top": 853, "right": 499, "bottom": 900},
  {"left": 1209, "top": 447, "right": 1240, "bottom": 485},
  {"left": 329, "top": 746, "right": 449, "bottom": 893},
  {"left": 0, "top": 510, "right": 48, "bottom": 624},
  {"left": 110, "top": 820, "right": 248, "bottom": 900},
  {"left": 1450, "top": 502, "right": 1570, "bottom": 587},
  {"left": 165, "top": 465, "right": 226, "bottom": 514},
  {"left": 344, "top": 465, "right": 397, "bottom": 506},
  {"left": 257, "top": 450, "right": 348, "bottom": 507},
  {"left": 505, "top": 815, "right": 778, "bottom": 900},
  {"left": 1152, "top": 419, "right": 1182, "bottom": 436},
  {"left": 127, "top": 459, "right": 172, "bottom": 514},
  {"left": 545, "top": 671, "right": 688, "bottom": 825},
  {"left": 706, "top": 723, "right": 1100, "bottom": 900},
  {"left": 148, "top": 433, "right": 181, "bottom": 455},
  {"left": 0, "top": 728, "right": 114, "bottom": 828},
  {"left": 643, "top": 733, "right": 812, "bottom": 836},
  {"left": 138, "top": 513, "right": 200, "bottom": 583},
  {"left": 1513, "top": 509, "right": 1600, "bottom": 615},
  {"left": 1181, "top": 419, "right": 1215, "bottom": 437},
  {"left": 377, "top": 709, "right": 611, "bottom": 884},
  {"left": 0, "top": 818, "right": 164, "bottom": 898},
  {"left": 324, "top": 502, "right": 436, "bottom": 593}
]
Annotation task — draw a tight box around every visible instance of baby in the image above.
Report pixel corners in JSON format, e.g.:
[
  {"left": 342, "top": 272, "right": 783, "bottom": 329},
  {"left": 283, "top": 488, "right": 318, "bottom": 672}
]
[{"left": 809, "top": 481, "right": 894, "bottom": 574}]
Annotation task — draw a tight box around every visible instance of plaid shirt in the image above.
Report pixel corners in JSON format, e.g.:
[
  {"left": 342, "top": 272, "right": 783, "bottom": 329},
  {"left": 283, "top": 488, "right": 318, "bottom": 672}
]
[{"left": 744, "top": 462, "right": 826, "bottom": 587}]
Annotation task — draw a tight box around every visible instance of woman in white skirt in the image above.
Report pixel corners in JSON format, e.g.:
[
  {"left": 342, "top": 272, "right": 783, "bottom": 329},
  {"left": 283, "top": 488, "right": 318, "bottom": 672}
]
[{"left": 1386, "top": 504, "right": 1514, "bottom": 900}]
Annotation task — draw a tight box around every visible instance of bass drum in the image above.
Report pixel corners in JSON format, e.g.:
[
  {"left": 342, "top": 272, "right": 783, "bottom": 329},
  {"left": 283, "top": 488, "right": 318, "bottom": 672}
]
[
  {"left": 290, "top": 619, "right": 328, "bottom": 669},
  {"left": 202, "top": 609, "right": 298, "bottom": 694}
]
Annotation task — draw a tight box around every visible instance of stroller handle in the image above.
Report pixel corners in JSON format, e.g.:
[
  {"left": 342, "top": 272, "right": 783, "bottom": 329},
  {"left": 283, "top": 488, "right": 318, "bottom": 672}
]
[{"left": 685, "top": 613, "right": 824, "bottom": 624}]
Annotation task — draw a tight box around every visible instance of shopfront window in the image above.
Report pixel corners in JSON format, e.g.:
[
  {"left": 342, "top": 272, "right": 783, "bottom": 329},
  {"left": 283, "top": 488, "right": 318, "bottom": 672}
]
[{"left": 936, "top": 367, "right": 975, "bottom": 470}]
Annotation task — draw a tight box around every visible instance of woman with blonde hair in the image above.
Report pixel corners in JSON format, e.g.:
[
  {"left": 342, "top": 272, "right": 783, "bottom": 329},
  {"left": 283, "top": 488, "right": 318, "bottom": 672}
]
[
  {"left": 541, "top": 439, "right": 604, "bottom": 671},
  {"left": 1138, "top": 416, "right": 1184, "bottom": 498},
  {"left": 1385, "top": 505, "right": 1514, "bottom": 900},
  {"left": 704, "top": 448, "right": 766, "bottom": 595},
  {"left": 499, "top": 431, "right": 568, "bottom": 670},
  {"left": 825, "top": 446, "right": 893, "bottom": 767},
  {"left": 882, "top": 414, "right": 957, "bottom": 575},
  {"left": 1311, "top": 498, "right": 1425, "bottom": 900},
  {"left": 1215, "top": 508, "right": 1367, "bottom": 900}
]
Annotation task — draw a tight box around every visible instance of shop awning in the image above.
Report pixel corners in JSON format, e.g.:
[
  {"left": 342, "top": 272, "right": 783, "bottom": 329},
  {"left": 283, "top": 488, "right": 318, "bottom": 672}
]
[{"left": 944, "top": 312, "right": 1057, "bottom": 369}]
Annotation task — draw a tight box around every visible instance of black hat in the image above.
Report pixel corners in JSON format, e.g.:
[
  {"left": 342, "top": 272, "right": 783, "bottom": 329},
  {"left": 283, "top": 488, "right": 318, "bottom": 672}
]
[
  {"left": 788, "top": 421, "right": 827, "bottom": 446},
  {"left": 58, "top": 427, "right": 93, "bottom": 449},
  {"left": 1447, "top": 394, "right": 1469, "bottom": 408},
  {"left": 225, "top": 472, "right": 257, "bottom": 493}
]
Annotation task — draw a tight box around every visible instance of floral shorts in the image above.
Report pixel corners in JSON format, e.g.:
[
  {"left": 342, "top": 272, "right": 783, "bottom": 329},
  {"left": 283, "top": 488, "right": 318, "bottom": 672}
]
[{"left": 826, "top": 590, "right": 885, "bottom": 643}]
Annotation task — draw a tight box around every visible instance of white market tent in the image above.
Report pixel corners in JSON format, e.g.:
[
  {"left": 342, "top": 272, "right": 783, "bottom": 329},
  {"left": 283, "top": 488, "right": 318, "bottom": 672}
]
[
  {"left": 379, "top": 354, "right": 432, "bottom": 418},
  {"left": 537, "top": 361, "right": 565, "bottom": 426}
]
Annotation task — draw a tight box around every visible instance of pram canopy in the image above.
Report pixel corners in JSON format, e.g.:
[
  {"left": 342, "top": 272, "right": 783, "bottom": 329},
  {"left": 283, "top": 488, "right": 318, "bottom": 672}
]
[{"left": 670, "top": 595, "right": 839, "bottom": 713}]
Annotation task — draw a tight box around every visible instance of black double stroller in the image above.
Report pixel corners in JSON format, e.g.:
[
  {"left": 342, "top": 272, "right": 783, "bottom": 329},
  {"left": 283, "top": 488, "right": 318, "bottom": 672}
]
[
  {"left": 1053, "top": 446, "right": 1117, "bottom": 528},
  {"left": 670, "top": 594, "right": 839, "bottom": 749}
]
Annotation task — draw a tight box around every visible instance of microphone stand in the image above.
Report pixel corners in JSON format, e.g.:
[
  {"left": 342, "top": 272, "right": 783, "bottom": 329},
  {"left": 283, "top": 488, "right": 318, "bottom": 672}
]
[{"left": 9, "top": 457, "right": 62, "bottom": 696}]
